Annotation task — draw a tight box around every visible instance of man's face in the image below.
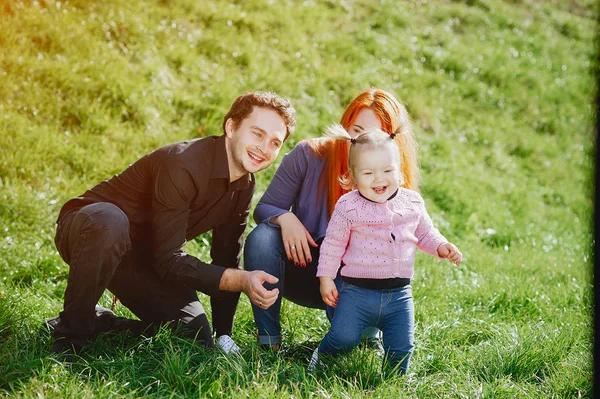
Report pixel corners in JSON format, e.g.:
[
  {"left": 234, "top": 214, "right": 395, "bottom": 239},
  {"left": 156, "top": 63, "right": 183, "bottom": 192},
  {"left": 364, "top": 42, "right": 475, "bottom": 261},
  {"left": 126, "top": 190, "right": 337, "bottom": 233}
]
[{"left": 225, "top": 107, "right": 287, "bottom": 180}]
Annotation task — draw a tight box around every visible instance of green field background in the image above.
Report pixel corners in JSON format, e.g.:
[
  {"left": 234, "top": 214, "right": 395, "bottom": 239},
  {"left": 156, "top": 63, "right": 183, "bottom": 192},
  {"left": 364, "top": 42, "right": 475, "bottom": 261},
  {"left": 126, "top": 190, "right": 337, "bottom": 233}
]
[{"left": 0, "top": 0, "right": 597, "bottom": 397}]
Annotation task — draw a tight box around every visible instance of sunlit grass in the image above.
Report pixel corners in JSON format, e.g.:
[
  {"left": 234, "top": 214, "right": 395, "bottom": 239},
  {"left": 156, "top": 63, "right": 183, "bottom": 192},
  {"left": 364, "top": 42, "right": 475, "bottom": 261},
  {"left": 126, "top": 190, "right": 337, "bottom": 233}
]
[{"left": 0, "top": 0, "right": 596, "bottom": 397}]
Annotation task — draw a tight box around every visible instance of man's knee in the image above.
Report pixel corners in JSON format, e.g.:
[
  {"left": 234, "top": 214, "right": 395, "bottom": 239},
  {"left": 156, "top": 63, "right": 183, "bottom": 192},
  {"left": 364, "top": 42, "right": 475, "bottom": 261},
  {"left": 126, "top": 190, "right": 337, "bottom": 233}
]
[{"left": 79, "top": 203, "right": 130, "bottom": 248}]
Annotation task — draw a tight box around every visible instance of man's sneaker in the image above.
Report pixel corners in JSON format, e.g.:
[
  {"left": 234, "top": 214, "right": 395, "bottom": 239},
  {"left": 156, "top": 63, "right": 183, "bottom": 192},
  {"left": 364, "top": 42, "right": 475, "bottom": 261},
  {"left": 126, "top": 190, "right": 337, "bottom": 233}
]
[
  {"left": 215, "top": 335, "right": 242, "bottom": 355},
  {"left": 308, "top": 348, "right": 323, "bottom": 372}
]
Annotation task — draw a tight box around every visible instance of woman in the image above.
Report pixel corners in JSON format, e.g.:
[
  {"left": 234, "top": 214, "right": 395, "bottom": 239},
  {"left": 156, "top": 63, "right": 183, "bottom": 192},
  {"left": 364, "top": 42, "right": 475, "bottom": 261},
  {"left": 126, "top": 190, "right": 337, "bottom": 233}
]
[{"left": 244, "top": 88, "right": 419, "bottom": 350}]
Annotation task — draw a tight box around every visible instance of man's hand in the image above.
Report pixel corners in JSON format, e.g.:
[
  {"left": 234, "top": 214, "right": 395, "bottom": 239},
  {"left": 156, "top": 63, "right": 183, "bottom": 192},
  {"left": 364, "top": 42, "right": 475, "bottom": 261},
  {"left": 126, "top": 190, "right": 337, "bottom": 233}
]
[
  {"left": 241, "top": 270, "right": 280, "bottom": 309},
  {"left": 273, "top": 212, "right": 318, "bottom": 267},
  {"left": 437, "top": 242, "right": 462, "bottom": 265},
  {"left": 219, "top": 269, "right": 280, "bottom": 309},
  {"left": 319, "top": 277, "right": 338, "bottom": 307}
]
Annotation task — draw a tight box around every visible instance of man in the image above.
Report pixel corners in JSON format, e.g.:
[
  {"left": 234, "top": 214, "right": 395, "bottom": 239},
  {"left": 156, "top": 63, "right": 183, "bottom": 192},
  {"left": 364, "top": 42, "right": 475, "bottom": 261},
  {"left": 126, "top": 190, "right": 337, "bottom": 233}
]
[{"left": 48, "top": 91, "right": 296, "bottom": 356}]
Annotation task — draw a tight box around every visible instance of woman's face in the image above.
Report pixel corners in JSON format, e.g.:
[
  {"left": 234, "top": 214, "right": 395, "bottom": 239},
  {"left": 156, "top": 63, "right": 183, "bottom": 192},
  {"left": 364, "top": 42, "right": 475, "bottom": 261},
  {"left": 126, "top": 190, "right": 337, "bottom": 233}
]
[{"left": 348, "top": 108, "right": 383, "bottom": 138}]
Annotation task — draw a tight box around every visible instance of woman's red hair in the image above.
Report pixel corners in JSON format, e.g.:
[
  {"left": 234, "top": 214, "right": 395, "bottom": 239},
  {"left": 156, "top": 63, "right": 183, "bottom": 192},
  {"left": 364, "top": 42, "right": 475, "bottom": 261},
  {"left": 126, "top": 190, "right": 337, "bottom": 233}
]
[{"left": 308, "top": 88, "right": 420, "bottom": 216}]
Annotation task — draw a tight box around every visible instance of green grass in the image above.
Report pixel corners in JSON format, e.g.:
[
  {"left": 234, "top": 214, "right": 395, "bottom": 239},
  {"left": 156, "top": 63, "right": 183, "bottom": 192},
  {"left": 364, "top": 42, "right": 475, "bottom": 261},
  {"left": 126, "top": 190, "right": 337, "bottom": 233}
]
[{"left": 0, "top": 0, "right": 597, "bottom": 397}]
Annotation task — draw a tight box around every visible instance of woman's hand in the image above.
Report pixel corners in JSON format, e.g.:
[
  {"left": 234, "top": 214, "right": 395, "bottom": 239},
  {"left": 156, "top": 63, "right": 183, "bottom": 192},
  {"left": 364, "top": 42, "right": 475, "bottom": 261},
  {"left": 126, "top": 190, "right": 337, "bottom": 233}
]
[
  {"left": 319, "top": 277, "right": 338, "bottom": 307},
  {"left": 437, "top": 242, "right": 462, "bottom": 265},
  {"left": 272, "top": 212, "right": 318, "bottom": 267}
]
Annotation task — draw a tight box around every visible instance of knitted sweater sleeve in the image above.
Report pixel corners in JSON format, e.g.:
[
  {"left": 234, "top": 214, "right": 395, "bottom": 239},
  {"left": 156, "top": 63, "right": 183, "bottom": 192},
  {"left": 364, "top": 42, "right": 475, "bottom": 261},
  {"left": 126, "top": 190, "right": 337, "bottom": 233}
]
[
  {"left": 316, "top": 199, "right": 350, "bottom": 278},
  {"left": 414, "top": 196, "right": 448, "bottom": 257}
]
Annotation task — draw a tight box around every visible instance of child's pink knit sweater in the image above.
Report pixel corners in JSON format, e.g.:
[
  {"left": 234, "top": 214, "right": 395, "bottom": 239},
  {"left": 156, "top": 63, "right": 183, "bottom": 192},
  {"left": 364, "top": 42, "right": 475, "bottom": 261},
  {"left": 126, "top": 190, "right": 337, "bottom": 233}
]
[{"left": 317, "top": 188, "right": 448, "bottom": 280}]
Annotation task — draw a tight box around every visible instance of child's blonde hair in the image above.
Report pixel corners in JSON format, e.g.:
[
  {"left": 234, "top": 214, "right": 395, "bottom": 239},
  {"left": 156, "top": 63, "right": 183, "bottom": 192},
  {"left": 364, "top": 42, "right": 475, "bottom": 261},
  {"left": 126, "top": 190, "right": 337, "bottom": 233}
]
[{"left": 324, "top": 124, "right": 405, "bottom": 190}]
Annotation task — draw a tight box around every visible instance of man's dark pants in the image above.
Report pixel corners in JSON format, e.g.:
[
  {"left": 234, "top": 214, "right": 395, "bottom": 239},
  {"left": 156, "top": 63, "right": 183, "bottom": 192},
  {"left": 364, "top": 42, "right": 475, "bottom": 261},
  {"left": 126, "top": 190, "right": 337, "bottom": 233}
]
[{"left": 53, "top": 202, "right": 213, "bottom": 349}]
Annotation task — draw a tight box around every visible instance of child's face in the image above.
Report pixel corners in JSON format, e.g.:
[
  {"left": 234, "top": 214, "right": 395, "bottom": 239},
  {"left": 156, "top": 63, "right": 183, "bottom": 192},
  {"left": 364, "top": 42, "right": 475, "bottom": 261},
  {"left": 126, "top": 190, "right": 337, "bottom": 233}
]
[{"left": 352, "top": 144, "right": 402, "bottom": 203}]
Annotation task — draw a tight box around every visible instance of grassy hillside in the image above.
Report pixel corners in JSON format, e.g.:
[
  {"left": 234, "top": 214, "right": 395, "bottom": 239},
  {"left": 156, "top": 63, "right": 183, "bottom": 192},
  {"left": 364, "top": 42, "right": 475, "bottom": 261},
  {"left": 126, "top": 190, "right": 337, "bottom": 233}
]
[{"left": 0, "top": 0, "right": 597, "bottom": 397}]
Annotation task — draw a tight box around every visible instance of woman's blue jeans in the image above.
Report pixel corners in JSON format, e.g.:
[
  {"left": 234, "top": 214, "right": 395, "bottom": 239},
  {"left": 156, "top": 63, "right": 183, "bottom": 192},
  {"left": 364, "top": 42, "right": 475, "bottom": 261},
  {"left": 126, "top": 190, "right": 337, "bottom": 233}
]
[
  {"left": 317, "top": 281, "right": 415, "bottom": 374},
  {"left": 244, "top": 223, "right": 328, "bottom": 345},
  {"left": 244, "top": 223, "right": 381, "bottom": 346}
]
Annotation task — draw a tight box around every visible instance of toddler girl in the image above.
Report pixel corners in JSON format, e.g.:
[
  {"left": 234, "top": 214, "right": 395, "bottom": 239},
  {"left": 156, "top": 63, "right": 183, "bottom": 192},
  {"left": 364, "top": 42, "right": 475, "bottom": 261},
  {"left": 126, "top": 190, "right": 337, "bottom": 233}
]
[{"left": 309, "top": 125, "right": 462, "bottom": 374}]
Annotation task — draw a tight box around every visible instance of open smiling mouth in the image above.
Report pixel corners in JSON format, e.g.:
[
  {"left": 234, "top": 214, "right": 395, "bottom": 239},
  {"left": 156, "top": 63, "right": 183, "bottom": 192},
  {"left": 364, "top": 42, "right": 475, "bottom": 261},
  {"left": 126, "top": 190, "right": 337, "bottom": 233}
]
[
  {"left": 247, "top": 150, "right": 266, "bottom": 164},
  {"left": 372, "top": 186, "right": 388, "bottom": 195}
]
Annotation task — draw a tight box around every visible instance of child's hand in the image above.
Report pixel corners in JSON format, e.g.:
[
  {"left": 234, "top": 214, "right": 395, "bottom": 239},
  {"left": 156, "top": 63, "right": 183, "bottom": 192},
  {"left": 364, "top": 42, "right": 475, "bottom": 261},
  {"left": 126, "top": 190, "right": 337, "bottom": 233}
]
[
  {"left": 319, "top": 277, "right": 338, "bottom": 307},
  {"left": 437, "top": 242, "right": 462, "bottom": 265}
]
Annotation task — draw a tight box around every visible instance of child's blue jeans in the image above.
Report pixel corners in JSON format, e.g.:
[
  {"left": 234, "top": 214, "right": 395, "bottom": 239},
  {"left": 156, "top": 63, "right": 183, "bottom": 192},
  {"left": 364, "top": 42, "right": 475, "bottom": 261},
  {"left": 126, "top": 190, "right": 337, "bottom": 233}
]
[{"left": 317, "top": 281, "right": 415, "bottom": 374}]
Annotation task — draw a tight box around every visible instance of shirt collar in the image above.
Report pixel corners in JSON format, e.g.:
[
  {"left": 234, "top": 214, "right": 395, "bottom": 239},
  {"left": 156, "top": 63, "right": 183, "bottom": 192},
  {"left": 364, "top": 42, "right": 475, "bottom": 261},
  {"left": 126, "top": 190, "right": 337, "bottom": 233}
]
[
  {"left": 358, "top": 188, "right": 399, "bottom": 203},
  {"left": 211, "top": 135, "right": 253, "bottom": 191}
]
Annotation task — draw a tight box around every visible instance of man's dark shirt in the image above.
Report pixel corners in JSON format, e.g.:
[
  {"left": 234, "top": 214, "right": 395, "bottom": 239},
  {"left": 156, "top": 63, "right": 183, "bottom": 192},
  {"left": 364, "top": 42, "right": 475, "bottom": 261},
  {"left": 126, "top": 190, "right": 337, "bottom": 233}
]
[{"left": 58, "top": 135, "right": 254, "bottom": 297}]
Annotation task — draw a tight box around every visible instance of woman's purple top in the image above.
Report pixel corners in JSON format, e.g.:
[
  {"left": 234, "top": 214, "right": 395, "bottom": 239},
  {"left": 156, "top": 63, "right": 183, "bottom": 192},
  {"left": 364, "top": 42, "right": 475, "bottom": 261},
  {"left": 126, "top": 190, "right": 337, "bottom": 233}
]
[{"left": 254, "top": 141, "right": 331, "bottom": 241}]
